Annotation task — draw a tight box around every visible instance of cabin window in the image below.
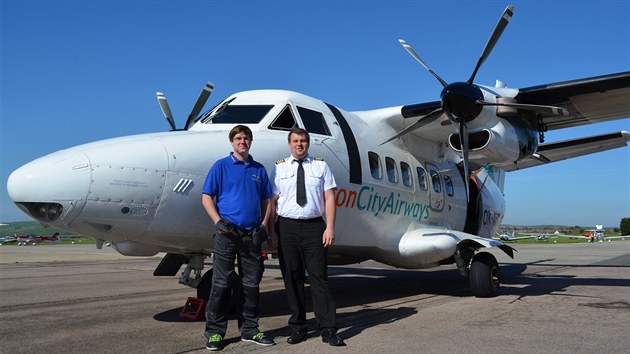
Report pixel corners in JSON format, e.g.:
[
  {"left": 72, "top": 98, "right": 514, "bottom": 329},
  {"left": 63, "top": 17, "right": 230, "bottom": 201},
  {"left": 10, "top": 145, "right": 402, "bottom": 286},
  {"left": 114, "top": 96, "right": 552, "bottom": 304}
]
[
  {"left": 269, "top": 105, "right": 298, "bottom": 131},
  {"left": 203, "top": 103, "right": 273, "bottom": 124},
  {"left": 368, "top": 152, "right": 382, "bottom": 179},
  {"left": 386, "top": 157, "right": 398, "bottom": 183},
  {"left": 430, "top": 170, "right": 442, "bottom": 193},
  {"left": 417, "top": 166, "right": 428, "bottom": 190},
  {"left": 400, "top": 161, "right": 412, "bottom": 187},
  {"left": 444, "top": 175, "right": 454, "bottom": 197},
  {"left": 297, "top": 106, "right": 331, "bottom": 136}
]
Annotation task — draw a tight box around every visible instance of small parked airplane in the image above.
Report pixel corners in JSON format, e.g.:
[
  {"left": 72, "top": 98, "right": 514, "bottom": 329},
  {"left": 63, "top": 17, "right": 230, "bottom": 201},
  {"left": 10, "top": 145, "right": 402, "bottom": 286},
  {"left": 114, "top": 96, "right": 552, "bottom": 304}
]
[
  {"left": 538, "top": 226, "right": 629, "bottom": 243},
  {"left": 493, "top": 231, "right": 536, "bottom": 242},
  {"left": 0, "top": 235, "right": 18, "bottom": 245},
  {"left": 29, "top": 232, "right": 62, "bottom": 245},
  {"left": 6, "top": 4, "right": 630, "bottom": 297}
]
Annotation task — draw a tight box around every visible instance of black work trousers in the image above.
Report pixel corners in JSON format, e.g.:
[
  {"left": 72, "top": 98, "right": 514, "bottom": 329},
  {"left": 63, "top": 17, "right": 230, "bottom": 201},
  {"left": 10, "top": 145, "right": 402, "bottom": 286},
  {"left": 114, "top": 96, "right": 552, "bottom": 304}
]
[
  {"left": 204, "top": 232, "right": 263, "bottom": 339},
  {"left": 277, "top": 216, "right": 336, "bottom": 333}
]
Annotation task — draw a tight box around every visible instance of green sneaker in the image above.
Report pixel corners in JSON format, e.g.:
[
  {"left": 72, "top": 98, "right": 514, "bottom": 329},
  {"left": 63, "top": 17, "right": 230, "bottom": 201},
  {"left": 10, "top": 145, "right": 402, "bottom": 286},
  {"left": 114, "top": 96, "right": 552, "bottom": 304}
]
[
  {"left": 206, "top": 334, "right": 223, "bottom": 351},
  {"left": 241, "top": 332, "right": 275, "bottom": 346}
]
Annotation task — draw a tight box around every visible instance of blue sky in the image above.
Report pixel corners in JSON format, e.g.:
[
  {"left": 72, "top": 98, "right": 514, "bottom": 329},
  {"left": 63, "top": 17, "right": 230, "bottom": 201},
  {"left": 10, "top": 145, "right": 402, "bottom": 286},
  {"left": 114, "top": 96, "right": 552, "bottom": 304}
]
[{"left": 1, "top": 0, "right": 628, "bottom": 227}]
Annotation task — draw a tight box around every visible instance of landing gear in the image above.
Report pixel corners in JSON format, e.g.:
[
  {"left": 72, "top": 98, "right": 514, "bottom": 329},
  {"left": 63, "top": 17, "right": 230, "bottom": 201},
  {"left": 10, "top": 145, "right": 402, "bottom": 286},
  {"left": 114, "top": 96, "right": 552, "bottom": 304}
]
[{"left": 469, "top": 252, "right": 500, "bottom": 297}]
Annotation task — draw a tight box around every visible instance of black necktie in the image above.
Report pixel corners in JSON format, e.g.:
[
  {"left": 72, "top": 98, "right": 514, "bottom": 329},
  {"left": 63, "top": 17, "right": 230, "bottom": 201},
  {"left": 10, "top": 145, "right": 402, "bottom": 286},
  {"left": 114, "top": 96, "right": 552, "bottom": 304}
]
[{"left": 296, "top": 159, "right": 306, "bottom": 206}]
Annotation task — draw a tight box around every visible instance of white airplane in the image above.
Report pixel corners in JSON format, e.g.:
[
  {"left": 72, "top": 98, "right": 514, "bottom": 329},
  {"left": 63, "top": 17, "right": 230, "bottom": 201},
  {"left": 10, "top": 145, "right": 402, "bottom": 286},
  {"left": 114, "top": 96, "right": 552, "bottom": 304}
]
[
  {"left": 540, "top": 226, "right": 629, "bottom": 243},
  {"left": 6, "top": 5, "right": 630, "bottom": 298},
  {"left": 493, "top": 231, "right": 536, "bottom": 242}
]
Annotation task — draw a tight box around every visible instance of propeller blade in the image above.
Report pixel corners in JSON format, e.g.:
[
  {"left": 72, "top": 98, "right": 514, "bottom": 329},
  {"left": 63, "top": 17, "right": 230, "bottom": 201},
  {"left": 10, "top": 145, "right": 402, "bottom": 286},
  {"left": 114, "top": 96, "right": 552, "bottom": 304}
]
[
  {"left": 476, "top": 100, "right": 569, "bottom": 116},
  {"left": 399, "top": 39, "right": 448, "bottom": 88},
  {"left": 156, "top": 92, "right": 176, "bottom": 131},
  {"left": 379, "top": 109, "right": 444, "bottom": 145},
  {"left": 467, "top": 4, "right": 515, "bottom": 85},
  {"left": 184, "top": 82, "right": 214, "bottom": 130},
  {"left": 459, "top": 120, "right": 470, "bottom": 203}
]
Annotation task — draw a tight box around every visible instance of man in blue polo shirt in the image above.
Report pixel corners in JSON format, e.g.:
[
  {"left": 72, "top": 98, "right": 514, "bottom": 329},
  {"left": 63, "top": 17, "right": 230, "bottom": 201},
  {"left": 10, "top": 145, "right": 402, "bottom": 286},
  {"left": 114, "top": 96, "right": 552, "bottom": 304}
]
[{"left": 201, "top": 125, "right": 275, "bottom": 351}]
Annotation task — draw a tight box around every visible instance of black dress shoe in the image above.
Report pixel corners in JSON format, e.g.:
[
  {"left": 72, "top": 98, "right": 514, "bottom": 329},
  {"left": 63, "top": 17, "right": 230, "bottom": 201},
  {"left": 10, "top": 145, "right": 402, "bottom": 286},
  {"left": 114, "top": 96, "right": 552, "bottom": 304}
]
[
  {"left": 321, "top": 328, "right": 346, "bottom": 346},
  {"left": 287, "top": 332, "right": 306, "bottom": 344}
]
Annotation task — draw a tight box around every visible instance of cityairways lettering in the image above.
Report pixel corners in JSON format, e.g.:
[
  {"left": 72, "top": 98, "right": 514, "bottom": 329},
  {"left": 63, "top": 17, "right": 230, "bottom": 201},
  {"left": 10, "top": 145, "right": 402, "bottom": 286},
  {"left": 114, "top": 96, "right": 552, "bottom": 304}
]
[{"left": 335, "top": 186, "right": 430, "bottom": 221}]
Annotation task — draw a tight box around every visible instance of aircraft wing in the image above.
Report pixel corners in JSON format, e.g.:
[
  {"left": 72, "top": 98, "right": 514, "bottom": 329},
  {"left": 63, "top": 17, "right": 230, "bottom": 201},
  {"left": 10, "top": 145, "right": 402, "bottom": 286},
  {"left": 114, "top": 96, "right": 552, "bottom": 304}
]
[
  {"left": 603, "top": 236, "right": 630, "bottom": 241},
  {"left": 503, "top": 131, "right": 630, "bottom": 171},
  {"left": 515, "top": 72, "right": 630, "bottom": 130}
]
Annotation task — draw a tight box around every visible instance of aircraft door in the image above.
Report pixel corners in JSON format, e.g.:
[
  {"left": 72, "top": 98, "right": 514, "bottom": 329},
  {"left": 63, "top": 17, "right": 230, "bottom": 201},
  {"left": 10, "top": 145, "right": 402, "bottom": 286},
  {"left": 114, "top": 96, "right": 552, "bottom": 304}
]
[
  {"left": 425, "top": 163, "right": 445, "bottom": 212},
  {"left": 294, "top": 104, "right": 349, "bottom": 235}
]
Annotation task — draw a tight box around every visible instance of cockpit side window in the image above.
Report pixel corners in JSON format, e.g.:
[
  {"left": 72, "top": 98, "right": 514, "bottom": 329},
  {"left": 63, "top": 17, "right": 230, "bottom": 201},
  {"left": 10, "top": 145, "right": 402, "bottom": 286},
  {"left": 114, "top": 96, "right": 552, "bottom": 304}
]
[
  {"left": 297, "top": 106, "right": 331, "bottom": 136},
  {"left": 269, "top": 105, "right": 298, "bottom": 131}
]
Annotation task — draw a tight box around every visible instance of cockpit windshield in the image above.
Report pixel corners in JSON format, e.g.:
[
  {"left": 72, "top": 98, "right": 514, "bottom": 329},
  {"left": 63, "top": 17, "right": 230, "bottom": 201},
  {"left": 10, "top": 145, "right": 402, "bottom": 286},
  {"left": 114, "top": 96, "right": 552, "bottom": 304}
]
[{"left": 200, "top": 98, "right": 273, "bottom": 124}]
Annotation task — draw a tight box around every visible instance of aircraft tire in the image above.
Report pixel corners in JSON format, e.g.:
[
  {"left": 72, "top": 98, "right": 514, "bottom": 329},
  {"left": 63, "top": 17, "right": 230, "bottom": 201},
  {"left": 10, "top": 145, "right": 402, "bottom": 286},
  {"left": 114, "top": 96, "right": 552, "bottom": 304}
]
[{"left": 469, "top": 252, "right": 500, "bottom": 298}]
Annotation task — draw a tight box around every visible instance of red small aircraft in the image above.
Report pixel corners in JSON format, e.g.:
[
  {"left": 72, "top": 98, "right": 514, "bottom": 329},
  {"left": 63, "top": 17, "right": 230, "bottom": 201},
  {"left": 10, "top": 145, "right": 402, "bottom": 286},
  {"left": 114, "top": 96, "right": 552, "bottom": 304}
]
[{"left": 30, "top": 232, "right": 61, "bottom": 244}]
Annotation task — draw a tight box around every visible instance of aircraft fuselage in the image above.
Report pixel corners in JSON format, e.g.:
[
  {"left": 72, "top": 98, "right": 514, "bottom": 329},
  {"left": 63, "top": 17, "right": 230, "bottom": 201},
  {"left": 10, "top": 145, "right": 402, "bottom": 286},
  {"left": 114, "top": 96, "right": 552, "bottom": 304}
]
[{"left": 7, "top": 90, "right": 505, "bottom": 269}]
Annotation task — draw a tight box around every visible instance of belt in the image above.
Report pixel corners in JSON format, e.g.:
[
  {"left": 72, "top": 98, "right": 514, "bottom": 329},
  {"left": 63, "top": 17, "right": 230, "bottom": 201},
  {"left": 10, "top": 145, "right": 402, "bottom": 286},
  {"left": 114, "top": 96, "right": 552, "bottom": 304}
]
[
  {"left": 278, "top": 216, "right": 323, "bottom": 223},
  {"left": 237, "top": 227, "right": 255, "bottom": 236}
]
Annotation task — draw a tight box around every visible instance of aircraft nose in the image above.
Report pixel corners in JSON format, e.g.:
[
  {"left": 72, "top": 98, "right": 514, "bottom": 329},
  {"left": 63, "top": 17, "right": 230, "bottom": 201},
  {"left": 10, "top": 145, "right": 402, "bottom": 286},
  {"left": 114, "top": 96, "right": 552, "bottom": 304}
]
[{"left": 7, "top": 149, "right": 91, "bottom": 224}]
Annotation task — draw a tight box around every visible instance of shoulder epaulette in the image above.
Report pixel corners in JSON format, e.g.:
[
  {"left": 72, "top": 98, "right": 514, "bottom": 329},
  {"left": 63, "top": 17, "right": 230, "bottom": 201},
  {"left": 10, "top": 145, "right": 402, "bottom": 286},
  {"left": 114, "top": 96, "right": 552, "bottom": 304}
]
[
  {"left": 276, "top": 159, "right": 286, "bottom": 164},
  {"left": 314, "top": 157, "right": 325, "bottom": 161}
]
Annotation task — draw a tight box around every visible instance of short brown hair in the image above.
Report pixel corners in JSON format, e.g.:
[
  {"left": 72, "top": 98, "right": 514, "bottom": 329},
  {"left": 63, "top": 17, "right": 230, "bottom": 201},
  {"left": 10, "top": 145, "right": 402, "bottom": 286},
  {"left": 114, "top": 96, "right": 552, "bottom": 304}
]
[
  {"left": 229, "top": 125, "right": 253, "bottom": 142},
  {"left": 288, "top": 127, "right": 309, "bottom": 143}
]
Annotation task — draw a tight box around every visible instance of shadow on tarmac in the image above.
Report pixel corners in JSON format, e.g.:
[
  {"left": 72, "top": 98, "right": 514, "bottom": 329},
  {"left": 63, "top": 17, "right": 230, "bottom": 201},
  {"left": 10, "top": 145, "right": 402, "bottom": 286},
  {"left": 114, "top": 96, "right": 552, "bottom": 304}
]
[{"left": 154, "top": 259, "right": 630, "bottom": 340}]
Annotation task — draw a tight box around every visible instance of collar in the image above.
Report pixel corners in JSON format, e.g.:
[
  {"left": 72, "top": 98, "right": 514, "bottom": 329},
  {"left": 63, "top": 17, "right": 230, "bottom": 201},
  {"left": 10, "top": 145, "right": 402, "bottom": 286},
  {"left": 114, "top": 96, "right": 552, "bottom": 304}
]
[
  {"left": 230, "top": 152, "right": 253, "bottom": 164},
  {"left": 290, "top": 154, "right": 311, "bottom": 164}
]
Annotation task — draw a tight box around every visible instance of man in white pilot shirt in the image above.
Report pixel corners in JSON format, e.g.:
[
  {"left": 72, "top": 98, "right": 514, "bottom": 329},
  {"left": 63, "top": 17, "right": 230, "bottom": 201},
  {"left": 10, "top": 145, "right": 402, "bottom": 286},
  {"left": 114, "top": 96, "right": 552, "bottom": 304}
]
[{"left": 268, "top": 127, "right": 345, "bottom": 347}]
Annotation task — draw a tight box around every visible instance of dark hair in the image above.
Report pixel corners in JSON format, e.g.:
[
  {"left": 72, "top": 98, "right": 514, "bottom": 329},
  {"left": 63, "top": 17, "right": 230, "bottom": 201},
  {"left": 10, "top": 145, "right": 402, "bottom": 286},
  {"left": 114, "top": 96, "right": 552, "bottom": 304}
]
[
  {"left": 288, "top": 127, "right": 309, "bottom": 143},
  {"left": 229, "top": 125, "right": 253, "bottom": 142}
]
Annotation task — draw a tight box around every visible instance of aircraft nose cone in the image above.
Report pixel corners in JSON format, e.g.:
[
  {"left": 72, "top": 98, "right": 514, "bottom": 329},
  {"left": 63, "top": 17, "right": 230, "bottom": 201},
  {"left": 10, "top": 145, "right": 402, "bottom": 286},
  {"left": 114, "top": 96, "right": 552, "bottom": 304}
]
[{"left": 7, "top": 149, "right": 91, "bottom": 224}]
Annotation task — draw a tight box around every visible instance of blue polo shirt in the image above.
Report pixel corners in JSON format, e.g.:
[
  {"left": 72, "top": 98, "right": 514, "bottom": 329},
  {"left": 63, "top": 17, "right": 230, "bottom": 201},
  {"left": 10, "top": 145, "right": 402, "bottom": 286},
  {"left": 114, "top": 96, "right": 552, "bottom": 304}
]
[{"left": 202, "top": 152, "right": 272, "bottom": 230}]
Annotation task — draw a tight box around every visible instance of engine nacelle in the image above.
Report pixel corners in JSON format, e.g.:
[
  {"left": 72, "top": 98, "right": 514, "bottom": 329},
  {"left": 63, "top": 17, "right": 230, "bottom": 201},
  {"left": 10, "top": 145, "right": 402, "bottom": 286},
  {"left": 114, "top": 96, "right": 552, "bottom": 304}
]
[{"left": 448, "top": 118, "right": 538, "bottom": 166}]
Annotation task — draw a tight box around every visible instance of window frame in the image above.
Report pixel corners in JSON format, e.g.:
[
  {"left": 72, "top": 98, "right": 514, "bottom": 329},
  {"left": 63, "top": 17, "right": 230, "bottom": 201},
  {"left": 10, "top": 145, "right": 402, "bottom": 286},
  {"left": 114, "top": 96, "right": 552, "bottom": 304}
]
[
  {"left": 368, "top": 151, "right": 382, "bottom": 180},
  {"left": 385, "top": 157, "right": 398, "bottom": 184}
]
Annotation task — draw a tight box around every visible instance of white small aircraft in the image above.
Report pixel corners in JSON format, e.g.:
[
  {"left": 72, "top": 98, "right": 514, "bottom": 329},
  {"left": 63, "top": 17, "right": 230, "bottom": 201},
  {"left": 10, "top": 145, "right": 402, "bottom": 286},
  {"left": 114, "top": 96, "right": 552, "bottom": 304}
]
[
  {"left": 493, "top": 231, "right": 536, "bottom": 242},
  {"left": 6, "top": 5, "right": 630, "bottom": 297},
  {"left": 539, "top": 226, "right": 629, "bottom": 243}
]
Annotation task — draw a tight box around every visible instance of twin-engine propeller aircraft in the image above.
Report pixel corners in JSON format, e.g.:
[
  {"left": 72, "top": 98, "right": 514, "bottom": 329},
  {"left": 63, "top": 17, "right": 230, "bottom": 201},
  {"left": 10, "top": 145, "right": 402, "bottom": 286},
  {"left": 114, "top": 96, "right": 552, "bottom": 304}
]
[{"left": 6, "top": 5, "right": 630, "bottom": 297}]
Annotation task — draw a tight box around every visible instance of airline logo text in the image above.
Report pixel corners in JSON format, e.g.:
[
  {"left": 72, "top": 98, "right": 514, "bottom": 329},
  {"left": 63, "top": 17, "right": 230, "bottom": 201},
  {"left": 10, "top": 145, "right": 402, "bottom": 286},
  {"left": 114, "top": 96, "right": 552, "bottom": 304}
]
[{"left": 335, "top": 186, "right": 430, "bottom": 221}]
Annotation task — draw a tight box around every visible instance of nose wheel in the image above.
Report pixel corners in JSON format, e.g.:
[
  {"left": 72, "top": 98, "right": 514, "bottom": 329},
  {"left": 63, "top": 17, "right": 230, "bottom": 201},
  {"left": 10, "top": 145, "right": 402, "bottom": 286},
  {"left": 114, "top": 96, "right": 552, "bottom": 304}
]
[{"left": 469, "top": 252, "right": 500, "bottom": 297}]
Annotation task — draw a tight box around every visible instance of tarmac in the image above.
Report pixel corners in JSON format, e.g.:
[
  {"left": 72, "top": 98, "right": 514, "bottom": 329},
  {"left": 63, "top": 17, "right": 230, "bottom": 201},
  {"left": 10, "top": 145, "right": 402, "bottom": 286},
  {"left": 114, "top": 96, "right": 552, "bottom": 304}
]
[{"left": 1, "top": 242, "right": 629, "bottom": 354}]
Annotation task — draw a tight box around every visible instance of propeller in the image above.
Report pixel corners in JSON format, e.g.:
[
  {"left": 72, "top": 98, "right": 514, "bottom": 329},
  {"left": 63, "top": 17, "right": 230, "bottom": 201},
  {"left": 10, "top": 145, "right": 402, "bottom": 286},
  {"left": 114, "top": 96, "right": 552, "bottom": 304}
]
[
  {"left": 184, "top": 82, "right": 214, "bottom": 130},
  {"left": 385, "top": 4, "right": 570, "bottom": 202},
  {"left": 156, "top": 92, "right": 176, "bottom": 131},
  {"left": 467, "top": 4, "right": 514, "bottom": 85},
  {"left": 380, "top": 109, "right": 443, "bottom": 146},
  {"left": 399, "top": 39, "right": 447, "bottom": 88},
  {"left": 383, "top": 5, "right": 516, "bottom": 201},
  {"left": 156, "top": 81, "right": 215, "bottom": 131}
]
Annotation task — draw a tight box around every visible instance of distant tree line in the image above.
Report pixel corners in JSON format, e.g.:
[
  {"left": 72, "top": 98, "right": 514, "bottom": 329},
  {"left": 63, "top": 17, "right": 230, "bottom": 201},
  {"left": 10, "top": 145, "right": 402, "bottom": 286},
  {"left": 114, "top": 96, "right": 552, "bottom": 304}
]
[{"left": 621, "top": 218, "right": 630, "bottom": 236}]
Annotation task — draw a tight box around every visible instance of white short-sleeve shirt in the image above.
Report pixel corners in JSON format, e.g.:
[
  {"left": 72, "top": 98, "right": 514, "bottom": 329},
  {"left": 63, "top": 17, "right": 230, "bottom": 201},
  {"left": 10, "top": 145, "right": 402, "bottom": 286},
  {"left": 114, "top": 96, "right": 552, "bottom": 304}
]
[{"left": 271, "top": 155, "right": 337, "bottom": 219}]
